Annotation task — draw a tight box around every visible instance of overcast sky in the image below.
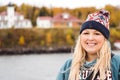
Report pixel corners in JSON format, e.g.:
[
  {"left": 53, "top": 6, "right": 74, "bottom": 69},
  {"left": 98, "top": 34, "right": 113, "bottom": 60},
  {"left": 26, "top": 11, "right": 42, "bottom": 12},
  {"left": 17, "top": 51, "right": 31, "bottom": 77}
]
[{"left": 0, "top": 0, "right": 120, "bottom": 9}]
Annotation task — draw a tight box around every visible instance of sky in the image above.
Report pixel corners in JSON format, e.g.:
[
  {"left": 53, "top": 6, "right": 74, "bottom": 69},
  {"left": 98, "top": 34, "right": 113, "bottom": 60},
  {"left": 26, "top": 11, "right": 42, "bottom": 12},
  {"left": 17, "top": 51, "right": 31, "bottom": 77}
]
[{"left": 0, "top": 0, "right": 120, "bottom": 9}]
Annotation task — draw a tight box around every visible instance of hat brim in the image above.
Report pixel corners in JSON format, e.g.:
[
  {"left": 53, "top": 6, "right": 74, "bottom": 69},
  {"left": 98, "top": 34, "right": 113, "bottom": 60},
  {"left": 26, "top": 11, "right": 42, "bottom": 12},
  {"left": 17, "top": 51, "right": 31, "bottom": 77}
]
[{"left": 80, "top": 21, "right": 110, "bottom": 39}]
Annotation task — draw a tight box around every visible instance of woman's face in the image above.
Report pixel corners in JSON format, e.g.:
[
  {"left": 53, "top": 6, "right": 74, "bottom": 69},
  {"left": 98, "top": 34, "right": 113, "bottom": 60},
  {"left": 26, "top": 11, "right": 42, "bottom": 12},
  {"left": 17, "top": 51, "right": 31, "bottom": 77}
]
[{"left": 80, "top": 29, "right": 105, "bottom": 54}]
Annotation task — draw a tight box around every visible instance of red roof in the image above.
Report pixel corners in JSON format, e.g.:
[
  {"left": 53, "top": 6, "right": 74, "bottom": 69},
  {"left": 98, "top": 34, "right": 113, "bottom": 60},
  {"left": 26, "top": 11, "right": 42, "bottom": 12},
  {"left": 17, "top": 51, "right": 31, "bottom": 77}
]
[
  {"left": 0, "top": 11, "right": 7, "bottom": 16},
  {"left": 115, "top": 40, "right": 120, "bottom": 42},
  {"left": 53, "top": 12, "right": 80, "bottom": 22},
  {"left": 37, "top": 16, "right": 52, "bottom": 20},
  {"left": 0, "top": 11, "right": 22, "bottom": 16}
]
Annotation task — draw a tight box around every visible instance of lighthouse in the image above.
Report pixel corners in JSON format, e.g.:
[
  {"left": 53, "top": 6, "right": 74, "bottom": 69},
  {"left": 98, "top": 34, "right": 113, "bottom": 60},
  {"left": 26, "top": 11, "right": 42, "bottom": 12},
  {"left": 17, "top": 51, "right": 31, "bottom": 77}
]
[{"left": 7, "top": 2, "right": 15, "bottom": 28}]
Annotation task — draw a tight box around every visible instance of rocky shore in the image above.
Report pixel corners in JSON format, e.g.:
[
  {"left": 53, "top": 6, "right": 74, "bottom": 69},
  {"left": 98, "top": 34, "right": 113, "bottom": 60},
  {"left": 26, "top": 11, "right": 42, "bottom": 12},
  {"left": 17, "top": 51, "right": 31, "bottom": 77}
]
[{"left": 0, "top": 47, "right": 72, "bottom": 55}]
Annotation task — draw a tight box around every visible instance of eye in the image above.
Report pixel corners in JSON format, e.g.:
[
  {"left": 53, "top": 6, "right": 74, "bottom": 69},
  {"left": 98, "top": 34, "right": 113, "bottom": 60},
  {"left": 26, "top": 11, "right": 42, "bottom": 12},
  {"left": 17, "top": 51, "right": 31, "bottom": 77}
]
[
  {"left": 94, "top": 32, "right": 101, "bottom": 35},
  {"left": 83, "top": 32, "right": 89, "bottom": 35}
]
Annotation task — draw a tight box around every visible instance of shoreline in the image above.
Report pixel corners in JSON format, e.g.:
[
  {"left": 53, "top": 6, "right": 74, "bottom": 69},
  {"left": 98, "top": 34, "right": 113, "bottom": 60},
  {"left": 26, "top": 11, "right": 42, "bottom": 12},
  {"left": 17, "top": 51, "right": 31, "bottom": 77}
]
[
  {"left": 0, "top": 47, "right": 72, "bottom": 55},
  {"left": 0, "top": 47, "right": 119, "bottom": 55}
]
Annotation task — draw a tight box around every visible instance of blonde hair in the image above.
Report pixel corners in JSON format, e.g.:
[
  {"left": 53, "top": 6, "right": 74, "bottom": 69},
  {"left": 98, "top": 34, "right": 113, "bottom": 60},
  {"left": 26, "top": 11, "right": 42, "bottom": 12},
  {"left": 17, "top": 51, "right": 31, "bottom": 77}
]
[{"left": 69, "top": 35, "right": 111, "bottom": 80}]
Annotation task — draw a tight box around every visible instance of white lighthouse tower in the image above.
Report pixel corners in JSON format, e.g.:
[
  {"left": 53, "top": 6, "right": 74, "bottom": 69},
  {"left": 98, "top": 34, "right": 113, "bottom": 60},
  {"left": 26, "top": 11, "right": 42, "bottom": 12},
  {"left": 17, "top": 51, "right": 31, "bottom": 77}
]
[{"left": 7, "top": 3, "right": 15, "bottom": 28}]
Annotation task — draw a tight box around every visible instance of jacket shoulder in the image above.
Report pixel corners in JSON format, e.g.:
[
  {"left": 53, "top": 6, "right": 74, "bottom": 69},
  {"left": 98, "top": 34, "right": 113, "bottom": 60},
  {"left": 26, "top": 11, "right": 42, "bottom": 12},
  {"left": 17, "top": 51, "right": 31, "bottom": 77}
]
[
  {"left": 61, "top": 58, "right": 72, "bottom": 72},
  {"left": 56, "top": 58, "right": 72, "bottom": 80},
  {"left": 111, "top": 53, "right": 120, "bottom": 68},
  {"left": 111, "top": 53, "right": 120, "bottom": 80},
  {"left": 112, "top": 53, "right": 120, "bottom": 61}
]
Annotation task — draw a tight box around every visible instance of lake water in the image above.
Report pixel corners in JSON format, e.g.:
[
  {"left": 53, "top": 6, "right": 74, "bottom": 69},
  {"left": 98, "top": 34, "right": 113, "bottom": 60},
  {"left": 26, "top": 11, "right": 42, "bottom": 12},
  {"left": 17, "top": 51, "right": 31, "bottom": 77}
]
[
  {"left": 0, "top": 51, "right": 119, "bottom": 80},
  {"left": 0, "top": 53, "right": 72, "bottom": 80}
]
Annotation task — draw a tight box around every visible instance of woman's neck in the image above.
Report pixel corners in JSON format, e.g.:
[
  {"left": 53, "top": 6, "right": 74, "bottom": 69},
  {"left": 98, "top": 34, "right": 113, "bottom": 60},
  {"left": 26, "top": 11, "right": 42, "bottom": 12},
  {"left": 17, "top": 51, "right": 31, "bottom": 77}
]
[{"left": 86, "top": 53, "right": 97, "bottom": 62}]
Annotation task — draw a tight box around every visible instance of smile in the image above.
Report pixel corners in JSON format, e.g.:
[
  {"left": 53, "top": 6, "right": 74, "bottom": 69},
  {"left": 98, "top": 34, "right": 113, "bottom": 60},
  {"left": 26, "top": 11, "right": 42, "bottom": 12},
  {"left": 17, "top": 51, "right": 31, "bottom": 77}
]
[{"left": 87, "top": 43, "right": 96, "bottom": 46}]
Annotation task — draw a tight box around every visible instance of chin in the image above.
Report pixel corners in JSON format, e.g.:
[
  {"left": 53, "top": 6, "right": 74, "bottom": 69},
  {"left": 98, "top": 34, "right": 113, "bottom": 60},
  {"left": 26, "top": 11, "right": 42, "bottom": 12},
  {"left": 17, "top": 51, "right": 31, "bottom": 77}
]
[{"left": 86, "top": 50, "right": 97, "bottom": 54}]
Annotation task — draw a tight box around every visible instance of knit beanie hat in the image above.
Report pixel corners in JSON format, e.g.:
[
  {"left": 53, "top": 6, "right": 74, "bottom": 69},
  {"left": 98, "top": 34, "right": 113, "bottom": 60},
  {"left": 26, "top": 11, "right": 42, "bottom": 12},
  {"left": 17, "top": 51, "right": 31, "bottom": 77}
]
[{"left": 80, "top": 10, "right": 110, "bottom": 39}]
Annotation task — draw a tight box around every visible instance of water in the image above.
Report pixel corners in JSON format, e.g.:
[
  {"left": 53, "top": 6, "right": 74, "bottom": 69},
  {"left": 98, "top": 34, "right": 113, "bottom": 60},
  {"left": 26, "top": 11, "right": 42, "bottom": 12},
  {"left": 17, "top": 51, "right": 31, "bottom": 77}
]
[
  {"left": 0, "top": 51, "right": 120, "bottom": 80},
  {"left": 0, "top": 53, "right": 72, "bottom": 80}
]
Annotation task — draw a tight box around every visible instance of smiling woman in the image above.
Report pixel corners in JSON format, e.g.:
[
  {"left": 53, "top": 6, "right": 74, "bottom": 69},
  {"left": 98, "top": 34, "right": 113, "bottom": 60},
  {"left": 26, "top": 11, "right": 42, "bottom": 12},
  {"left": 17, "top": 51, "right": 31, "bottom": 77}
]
[
  {"left": 80, "top": 29, "right": 105, "bottom": 61},
  {"left": 56, "top": 10, "right": 120, "bottom": 80}
]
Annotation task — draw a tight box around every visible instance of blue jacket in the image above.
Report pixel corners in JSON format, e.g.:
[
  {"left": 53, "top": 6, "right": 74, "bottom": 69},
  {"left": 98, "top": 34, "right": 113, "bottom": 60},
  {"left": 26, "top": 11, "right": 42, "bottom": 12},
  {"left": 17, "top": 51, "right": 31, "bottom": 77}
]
[{"left": 56, "top": 54, "right": 120, "bottom": 80}]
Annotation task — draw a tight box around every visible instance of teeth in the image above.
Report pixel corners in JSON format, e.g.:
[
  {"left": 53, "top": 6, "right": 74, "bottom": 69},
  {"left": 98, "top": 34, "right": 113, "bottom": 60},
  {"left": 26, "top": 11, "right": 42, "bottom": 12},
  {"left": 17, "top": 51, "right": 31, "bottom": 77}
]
[{"left": 87, "top": 43, "right": 95, "bottom": 46}]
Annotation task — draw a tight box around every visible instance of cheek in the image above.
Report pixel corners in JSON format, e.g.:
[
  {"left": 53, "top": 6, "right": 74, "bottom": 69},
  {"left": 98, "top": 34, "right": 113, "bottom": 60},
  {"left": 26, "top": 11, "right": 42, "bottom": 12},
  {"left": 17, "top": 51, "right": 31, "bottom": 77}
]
[
  {"left": 99, "top": 39, "right": 105, "bottom": 46},
  {"left": 80, "top": 35, "right": 88, "bottom": 41},
  {"left": 97, "top": 36, "right": 105, "bottom": 42},
  {"left": 80, "top": 37, "right": 86, "bottom": 46},
  {"left": 97, "top": 37, "right": 105, "bottom": 47}
]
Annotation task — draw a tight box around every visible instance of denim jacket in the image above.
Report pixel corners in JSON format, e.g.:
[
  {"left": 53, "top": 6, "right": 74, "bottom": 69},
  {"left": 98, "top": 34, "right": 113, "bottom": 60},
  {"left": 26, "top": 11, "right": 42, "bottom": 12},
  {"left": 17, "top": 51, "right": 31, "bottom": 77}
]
[{"left": 56, "top": 54, "right": 120, "bottom": 80}]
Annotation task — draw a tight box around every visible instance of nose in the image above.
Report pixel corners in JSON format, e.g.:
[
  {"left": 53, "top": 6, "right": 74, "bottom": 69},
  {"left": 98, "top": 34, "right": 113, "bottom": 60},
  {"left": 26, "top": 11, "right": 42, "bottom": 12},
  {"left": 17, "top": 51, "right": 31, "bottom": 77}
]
[{"left": 88, "top": 34, "right": 94, "bottom": 40}]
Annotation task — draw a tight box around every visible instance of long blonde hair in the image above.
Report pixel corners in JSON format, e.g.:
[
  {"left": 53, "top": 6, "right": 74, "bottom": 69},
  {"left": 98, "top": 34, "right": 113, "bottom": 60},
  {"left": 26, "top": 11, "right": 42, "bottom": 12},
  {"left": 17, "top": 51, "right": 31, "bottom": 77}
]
[{"left": 69, "top": 35, "right": 111, "bottom": 80}]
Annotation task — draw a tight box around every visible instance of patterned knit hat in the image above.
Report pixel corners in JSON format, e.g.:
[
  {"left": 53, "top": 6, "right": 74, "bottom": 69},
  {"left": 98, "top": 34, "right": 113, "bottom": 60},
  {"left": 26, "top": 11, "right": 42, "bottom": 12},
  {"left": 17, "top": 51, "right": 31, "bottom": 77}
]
[{"left": 80, "top": 10, "right": 110, "bottom": 39}]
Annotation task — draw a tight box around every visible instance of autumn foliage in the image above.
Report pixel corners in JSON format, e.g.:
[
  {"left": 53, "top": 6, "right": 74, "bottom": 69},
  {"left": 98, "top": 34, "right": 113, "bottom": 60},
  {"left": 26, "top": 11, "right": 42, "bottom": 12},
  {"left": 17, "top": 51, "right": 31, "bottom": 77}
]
[{"left": 0, "top": 27, "right": 119, "bottom": 49}]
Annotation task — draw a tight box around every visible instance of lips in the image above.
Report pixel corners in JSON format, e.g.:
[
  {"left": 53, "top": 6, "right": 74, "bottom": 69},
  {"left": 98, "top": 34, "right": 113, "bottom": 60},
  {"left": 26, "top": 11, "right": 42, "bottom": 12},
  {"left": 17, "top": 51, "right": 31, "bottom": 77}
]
[{"left": 87, "top": 43, "right": 96, "bottom": 47}]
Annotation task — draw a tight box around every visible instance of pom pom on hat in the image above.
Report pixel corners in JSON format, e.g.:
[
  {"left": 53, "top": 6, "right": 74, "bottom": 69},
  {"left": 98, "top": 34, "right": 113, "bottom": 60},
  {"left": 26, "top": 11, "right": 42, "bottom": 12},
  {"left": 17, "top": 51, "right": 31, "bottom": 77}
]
[{"left": 80, "top": 10, "right": 110, "bottom": 39}]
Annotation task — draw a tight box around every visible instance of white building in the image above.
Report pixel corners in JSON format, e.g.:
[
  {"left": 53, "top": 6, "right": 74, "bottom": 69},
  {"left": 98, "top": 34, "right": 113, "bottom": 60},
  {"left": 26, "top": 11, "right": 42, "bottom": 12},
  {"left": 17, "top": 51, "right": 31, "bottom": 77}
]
[
  {"left": 36, "top": 16, "right": 52, "bottom": 28},
  {"left": 0, "top": 3, "right": 32, "bottom": 29},
  {"left": 36, "top": 12, "right": 82, "bottom": 28}
]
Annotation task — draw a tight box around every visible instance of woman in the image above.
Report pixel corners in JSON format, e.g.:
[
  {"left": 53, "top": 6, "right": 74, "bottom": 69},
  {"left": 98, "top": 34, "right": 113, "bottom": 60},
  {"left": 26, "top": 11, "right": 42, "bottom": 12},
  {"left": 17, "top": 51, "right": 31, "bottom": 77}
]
[{"left": 56, "top": 10, "right": 120, "bottom": 80}]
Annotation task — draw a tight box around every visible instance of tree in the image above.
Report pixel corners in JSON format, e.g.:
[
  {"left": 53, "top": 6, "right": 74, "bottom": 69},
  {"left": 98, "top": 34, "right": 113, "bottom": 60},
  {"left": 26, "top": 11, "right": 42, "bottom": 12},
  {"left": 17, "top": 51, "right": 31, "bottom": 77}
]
[
  {"left": 0, "top": 40, "right": 2, "bottom": 48},
  {"left": 45, "top": 32, "right": 52, "bottom": 47},
  {"left": 0, "top": 6, "right": 6, "bottom": 12},
  {"left": 105, "top": 5, "right": 120, "bottom": 27},
  {"left": 18, "top": 36, "right": 25, "bottom": 46},
  {"left": 66, "top": 29, "right": 74, "bottom": 46},
  {"left": 20, "top": 4, "right": 33, "bottom": 19},
  {"left": 32, "top": 7, "right": 40, "bottom": 26},
  {"left": 39, "top": 7, "right": 50, "bottom": 16}
]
